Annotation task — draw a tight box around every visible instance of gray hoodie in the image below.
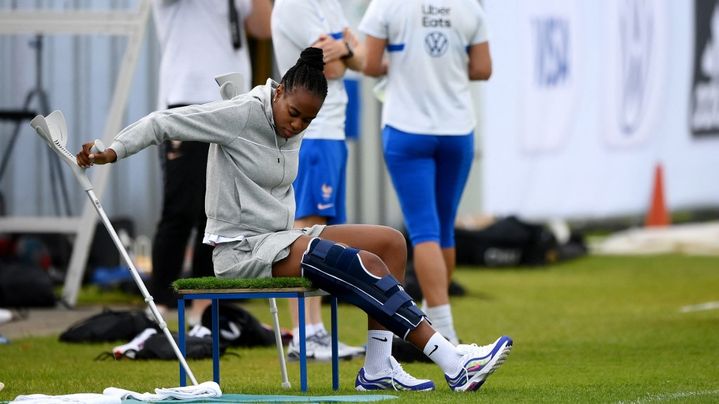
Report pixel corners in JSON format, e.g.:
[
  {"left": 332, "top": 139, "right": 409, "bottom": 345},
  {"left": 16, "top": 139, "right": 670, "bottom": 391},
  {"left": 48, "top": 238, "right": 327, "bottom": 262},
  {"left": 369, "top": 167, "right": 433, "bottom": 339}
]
[{"left": 110, "top": 79, "right": 301, "bottom": 238}]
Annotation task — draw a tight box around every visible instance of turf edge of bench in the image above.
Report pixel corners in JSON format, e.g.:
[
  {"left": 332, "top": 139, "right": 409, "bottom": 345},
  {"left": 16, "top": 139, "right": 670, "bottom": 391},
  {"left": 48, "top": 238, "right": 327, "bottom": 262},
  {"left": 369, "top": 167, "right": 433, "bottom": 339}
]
[{"left": 172, "top": 276, "right": 313, "bottom": 291}]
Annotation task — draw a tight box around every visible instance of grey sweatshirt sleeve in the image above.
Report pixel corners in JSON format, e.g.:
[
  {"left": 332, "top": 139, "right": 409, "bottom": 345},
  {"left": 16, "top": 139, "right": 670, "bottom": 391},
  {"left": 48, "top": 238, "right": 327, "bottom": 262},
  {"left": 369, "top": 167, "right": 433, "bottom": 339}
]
[{"left": 109, "top": 100, "right": 251, "bottom": 160}]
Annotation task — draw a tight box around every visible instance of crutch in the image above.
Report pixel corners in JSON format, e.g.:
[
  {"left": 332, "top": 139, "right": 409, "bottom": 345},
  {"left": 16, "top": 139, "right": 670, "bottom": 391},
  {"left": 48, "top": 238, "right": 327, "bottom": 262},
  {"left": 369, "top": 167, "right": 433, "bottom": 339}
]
[
  {"left": 269, "top": 298, "right": 291, "bottom": 389},
  {"left": 30, "top": 110, "right": 199, "bottom": 386}
]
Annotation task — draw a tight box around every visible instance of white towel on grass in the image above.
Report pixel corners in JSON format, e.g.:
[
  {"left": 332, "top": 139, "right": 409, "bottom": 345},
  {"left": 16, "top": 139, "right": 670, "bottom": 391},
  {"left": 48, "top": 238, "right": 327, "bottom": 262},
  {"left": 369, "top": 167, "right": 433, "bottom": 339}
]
[
  {"left": 12, "top": 393, "right": 120, "bottom": 404},
  {"left": 103, "top": 381, "right": 222, "bottom": 401}
]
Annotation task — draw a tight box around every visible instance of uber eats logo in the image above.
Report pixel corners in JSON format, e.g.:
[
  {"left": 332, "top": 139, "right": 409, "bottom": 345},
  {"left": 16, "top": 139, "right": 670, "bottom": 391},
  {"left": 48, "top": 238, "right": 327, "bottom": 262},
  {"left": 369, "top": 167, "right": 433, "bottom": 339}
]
[{"left": 422, "top": 4, "right": 451, "bottom": 57}]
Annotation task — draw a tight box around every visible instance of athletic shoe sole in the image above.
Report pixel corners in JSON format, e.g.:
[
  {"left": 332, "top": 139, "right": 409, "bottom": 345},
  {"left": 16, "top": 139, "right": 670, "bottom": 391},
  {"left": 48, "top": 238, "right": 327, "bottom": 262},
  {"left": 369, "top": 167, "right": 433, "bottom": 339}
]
[
  {"left": 287, "top": 354, "right": 353, "bottom": 362},
  {"left": 355, "top": 368, "right": 435, "bottom": 392},
  {"left": 286, "top": 350, "right": 356, "bottom": 362}
]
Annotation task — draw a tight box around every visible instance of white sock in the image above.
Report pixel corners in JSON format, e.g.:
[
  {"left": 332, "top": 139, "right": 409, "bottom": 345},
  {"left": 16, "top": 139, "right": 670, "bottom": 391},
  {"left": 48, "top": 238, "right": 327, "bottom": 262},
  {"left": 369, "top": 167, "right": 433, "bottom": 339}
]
[
  {"left": 425, "top": 304, "right": 458, "bottom": 344},
  {"left": 364, "top": 330, "right": 394, "bottom": 374},
  {"left": 0, "top": 309, "right": 11, "bottom": 325},
  {"left": 293, "top": 323, "right": 319, "bottom": 344},
  {"left": 314, "top": 323, "right": 327, "bottom": 336},
  {"left": 188, "top": 317, "right": 201, "bottom": 327},
  {"left": 423, "top": 332, "right": 462, "bottom": 376}
]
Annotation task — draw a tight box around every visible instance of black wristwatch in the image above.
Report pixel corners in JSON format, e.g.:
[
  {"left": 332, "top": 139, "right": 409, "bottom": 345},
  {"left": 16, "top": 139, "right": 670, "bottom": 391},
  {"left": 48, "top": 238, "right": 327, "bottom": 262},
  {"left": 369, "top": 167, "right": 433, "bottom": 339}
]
[{"left": 341, "top": 41, "right": 354, "bottom": 60}]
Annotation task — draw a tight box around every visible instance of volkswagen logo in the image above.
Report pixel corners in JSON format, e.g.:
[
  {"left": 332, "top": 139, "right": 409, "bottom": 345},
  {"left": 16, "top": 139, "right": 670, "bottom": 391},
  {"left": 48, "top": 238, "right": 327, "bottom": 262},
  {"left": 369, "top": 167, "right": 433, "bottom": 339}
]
[
  {"left": 425, "top": 31, "right": 449, "bottom": 57},
  {"left": 619, "top": 0, "right": 652, "bottom": 135}
]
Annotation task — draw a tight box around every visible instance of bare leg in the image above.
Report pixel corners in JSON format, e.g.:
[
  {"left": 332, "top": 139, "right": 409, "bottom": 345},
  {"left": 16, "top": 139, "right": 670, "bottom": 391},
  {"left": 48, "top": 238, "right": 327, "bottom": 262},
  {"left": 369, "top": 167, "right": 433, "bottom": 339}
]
[
  {"left": 273, "top": 224, "right": 514, "bottom": 390},
  {"left": 413, "top": 242, "right": 458, "bottom": 343},
  {"left": 273, "top": 224, "right": 441, "bottom": 347},
  {"left": 288, "top": 216, "right": 327, "bottom": 332},
  {"left": 188, "top": 299, "right": 211, "bottom": 325},
  {"left": 442, "top": 246, "right": 456, "bottom": 285},
  {"left": 413, "top": 241, "right": 449, "bottom": 307}
]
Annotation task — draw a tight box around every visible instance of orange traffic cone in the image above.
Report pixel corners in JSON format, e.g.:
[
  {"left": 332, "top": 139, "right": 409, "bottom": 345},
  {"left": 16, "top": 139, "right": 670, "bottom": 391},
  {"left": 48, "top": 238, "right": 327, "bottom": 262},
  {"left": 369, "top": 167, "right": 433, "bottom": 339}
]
[{"left": 645, "top": 163, "right": 670, "bottom": 227}]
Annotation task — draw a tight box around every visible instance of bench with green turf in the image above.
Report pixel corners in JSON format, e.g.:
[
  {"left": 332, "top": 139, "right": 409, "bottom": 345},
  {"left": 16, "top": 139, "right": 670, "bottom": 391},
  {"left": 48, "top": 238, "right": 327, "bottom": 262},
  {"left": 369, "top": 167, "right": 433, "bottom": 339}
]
[{"left": 173, "top": 277, "right": 339, "bottom": 392}]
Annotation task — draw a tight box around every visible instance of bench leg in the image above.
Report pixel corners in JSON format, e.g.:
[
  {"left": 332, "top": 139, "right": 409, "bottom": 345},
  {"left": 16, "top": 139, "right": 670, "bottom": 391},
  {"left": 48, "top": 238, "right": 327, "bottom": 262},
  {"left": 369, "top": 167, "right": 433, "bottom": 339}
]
[
  {"left": 331, "top": 296, "right": 339, "bottom": 391},
  {"left": 298, "top": 296, "right": 307, "bottom": 392},
  {"left": 212, "top": 298, "right": 220, "bottom": 385},
  {"left": 178, "top": 298, "right": 186, "bottom": 387}
]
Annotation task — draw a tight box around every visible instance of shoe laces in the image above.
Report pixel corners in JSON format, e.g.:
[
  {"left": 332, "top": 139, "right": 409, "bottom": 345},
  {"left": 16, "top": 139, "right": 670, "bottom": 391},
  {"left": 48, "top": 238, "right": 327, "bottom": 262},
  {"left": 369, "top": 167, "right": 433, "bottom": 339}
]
[
  {"left": 386, "top": 357, "right": 424, "bottom": 388},
  {"left": 307, "top": 332, "right": 329, "bottom": 345},
  {"left": 311, "top": 331, "right": 331, "bottom": 347},
  {"left": 457, "top": 342, "right": 493, "bottom": 357},
  {"left": 303, "top": 333, "right": 332, "bottom": 351},
  {"left": 314, "top": 330, "right": 364, "bottom": 352}
]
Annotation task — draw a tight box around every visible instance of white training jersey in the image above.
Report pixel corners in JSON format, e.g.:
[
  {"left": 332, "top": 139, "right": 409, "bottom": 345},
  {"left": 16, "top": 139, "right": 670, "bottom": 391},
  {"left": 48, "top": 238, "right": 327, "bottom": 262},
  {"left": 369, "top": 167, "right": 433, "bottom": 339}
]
[
  {"left": 359, "top": 0, "right": 489, "bottom": 135},
  {"left": 153, "top": 0, "right": 253, "bottom": 107},
  {"left": 272, "top": 0, "right": 349, "bottom": 140}
]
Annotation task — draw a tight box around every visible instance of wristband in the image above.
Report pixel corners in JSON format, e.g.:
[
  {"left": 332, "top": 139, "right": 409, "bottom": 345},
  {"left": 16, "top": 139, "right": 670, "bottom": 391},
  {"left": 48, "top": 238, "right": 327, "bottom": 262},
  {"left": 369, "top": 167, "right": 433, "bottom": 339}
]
[{"left": 341, "top": 41, "right": 354, "bottom": 60}]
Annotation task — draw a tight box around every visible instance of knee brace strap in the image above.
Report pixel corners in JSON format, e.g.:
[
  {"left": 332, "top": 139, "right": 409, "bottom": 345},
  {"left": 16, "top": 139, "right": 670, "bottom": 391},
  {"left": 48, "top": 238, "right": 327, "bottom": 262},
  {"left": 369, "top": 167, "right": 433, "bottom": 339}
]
[{"left": 301, "top": 238, "right": 425, "bottom": 339}]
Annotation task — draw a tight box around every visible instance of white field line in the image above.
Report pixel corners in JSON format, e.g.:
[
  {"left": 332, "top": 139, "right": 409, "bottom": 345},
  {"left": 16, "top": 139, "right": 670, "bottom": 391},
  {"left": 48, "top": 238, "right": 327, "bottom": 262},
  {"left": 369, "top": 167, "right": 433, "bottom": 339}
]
[
  {"left": 618, "top": 389, "right": 719, "bottom": 403},
  {"left": 680, "top": 301, "right": 719, "bottom": 313}
]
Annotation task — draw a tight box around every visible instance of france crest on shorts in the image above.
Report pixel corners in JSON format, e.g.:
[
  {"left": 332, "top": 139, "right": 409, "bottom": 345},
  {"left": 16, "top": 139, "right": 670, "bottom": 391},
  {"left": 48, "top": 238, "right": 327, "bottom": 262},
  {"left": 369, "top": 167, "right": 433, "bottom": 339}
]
[{"left": 317, "top": 183, "right": 334, "bottom": 211}]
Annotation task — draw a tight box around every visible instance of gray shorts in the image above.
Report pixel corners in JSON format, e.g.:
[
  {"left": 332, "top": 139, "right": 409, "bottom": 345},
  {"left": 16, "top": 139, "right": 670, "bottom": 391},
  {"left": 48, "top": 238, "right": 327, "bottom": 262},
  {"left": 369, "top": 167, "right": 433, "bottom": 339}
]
[{"left": 212, "top": 224, "right": 326, "bottom": 279}]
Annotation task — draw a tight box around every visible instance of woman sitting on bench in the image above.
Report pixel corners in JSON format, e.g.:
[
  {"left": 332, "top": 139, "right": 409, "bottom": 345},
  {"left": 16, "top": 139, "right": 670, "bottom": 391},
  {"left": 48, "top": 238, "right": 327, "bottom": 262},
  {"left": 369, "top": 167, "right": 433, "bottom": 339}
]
[{"left": 76, "top": 47, "right": 512, "bottom": 392}]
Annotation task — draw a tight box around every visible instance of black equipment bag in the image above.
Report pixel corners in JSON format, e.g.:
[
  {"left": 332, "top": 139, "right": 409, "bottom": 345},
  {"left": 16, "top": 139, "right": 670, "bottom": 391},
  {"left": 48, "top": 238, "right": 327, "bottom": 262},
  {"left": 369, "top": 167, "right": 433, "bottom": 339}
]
[
  {"left": 134, "top": 332, "right": 224, "bottom": 360},
  {"left": 59, "top": 308, "right": 157, "bottom": 343},
  {"left": 201, "top": 301, "right": 275, "bottom": 347},
  {"left": 0, "top": 262, "right": 56, "bottom": 307},
  {"left": 455, "top": 216, "right": 559, "bottom": 267}
]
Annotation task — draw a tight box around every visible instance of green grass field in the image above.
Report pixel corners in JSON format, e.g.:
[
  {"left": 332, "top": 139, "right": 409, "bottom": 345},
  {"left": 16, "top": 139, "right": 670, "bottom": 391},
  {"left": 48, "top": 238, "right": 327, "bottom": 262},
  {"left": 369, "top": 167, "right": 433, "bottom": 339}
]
[{"left": 1, "top": 254, "right": 718, "bottom": 403}]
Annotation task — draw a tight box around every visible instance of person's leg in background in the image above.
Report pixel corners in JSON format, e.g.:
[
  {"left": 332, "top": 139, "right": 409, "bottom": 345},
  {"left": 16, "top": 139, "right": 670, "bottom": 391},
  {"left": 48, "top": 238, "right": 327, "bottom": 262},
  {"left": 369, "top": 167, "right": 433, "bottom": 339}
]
[
  {"left": 433, "top": 132, "right": 474, "bottom": 341},
  {"left": 382, "top": 126, "right": 459, "bottom": 344},
  {"left": 288, "top": 139, "right": 364, "bottom": 360},
  {"left": 436, "top": 133, "right": 474, "bottom": 287},
  {"left": 150, "top": 139, "right": 211, "bottom": 326},
  {"left": 186, "top": 140, "right": 213, "bottom": 326}
]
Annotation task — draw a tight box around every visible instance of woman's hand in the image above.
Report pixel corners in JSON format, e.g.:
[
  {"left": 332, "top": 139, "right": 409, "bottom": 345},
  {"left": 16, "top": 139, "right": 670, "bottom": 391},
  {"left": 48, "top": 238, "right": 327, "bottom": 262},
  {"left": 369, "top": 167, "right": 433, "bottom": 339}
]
[
  {"left": 76, "top": 142, "right": 116, "bottom": 168},
  {"left": 315, "top": 34, "right": 348, "bottom": 63}
]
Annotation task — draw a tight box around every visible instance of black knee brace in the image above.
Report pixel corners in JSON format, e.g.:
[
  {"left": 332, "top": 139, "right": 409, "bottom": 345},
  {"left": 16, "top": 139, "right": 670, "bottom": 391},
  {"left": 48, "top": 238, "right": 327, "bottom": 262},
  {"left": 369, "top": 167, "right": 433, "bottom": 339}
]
[{"left": 300, "top": 238, "right": 426, "bottom": 339}]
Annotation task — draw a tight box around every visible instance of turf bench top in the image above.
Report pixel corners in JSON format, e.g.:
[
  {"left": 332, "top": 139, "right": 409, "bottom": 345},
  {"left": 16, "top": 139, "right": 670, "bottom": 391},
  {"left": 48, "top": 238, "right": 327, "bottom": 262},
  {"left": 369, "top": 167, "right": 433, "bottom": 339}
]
[{"left": 172, "top": 277, "right": 325, "bottom": 295}]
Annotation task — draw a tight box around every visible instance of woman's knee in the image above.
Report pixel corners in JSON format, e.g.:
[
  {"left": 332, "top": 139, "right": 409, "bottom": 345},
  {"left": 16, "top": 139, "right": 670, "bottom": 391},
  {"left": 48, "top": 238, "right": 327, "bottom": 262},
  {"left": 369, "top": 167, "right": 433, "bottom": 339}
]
[
  {"left": 380, "top": 226, "right": 408, "bottom": 265},
  {"left": 358, "top": 250, "right": 390, "bottom": 278}
]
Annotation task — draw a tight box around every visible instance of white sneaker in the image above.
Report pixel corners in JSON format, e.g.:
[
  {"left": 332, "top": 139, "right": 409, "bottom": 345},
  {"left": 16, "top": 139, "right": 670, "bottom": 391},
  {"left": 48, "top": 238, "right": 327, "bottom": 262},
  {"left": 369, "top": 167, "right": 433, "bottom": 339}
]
[
  {"left": 112, "top": 328, "right": 157, "bottom": 359},
  {"left": 355, "top": 356, "right": 435, "bottom": 391},
  {"left": 445, "top": 336, "right": 513, "bottom": 392},
  {"left": 315, "top": 330, "right": 365, "bottom": 358},
  {"left": 287, "top": 334, "right": 334, "bottom": 361},
  {"left": 287, "top": 332, "right": 363, "bottom": 361},
  {"left": 188, "top": 324, "right": 212, "bottom": 339}
]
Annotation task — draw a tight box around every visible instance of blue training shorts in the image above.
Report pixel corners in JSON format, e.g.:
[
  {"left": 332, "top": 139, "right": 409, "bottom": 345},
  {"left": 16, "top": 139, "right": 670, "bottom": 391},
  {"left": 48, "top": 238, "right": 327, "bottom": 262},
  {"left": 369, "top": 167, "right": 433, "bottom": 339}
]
[
  {"left": 382, "top": 125, "right": 474, "bottom": 248},
  {"left": 293, "top": 139, "right": 348, "bottom": 224}
]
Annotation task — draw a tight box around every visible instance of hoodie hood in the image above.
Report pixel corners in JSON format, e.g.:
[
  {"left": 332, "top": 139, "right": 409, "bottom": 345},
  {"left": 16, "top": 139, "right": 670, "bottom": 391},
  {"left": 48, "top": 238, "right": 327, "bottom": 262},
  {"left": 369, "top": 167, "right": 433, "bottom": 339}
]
[{"left": 249, "top": 78, "right": 279, "bottom": 135}]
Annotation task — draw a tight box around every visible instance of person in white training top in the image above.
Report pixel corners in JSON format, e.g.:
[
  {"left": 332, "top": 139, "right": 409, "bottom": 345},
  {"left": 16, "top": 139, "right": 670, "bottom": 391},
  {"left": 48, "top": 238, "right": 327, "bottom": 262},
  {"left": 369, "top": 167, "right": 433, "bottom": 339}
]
[
  {"left": 272, "top": 0, "right": 366, "bottom": 362},
  {"left": 149, "top": 0, "right": 271, "bottom": 328},
  {"left": 359, "top": 0, "right": 492, "bottom": 346}
]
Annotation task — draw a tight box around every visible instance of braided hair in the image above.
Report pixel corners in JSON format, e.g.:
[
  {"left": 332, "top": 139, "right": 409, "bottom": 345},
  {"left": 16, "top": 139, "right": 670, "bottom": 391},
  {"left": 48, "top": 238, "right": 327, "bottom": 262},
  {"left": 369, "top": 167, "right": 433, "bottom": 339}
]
[{"left": 280, "top": 47, "right": 328, "bottom": 100}]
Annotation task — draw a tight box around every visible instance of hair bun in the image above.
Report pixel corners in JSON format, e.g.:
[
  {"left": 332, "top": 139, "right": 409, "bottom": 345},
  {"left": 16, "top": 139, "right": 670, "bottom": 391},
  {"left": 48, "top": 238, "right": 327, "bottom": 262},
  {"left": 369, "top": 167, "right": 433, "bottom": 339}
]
[{"left": 299, "top": 47, "right": 325, "bottom": 71}]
